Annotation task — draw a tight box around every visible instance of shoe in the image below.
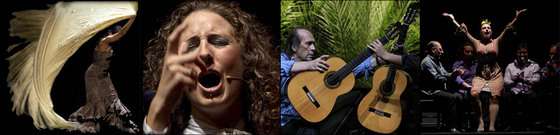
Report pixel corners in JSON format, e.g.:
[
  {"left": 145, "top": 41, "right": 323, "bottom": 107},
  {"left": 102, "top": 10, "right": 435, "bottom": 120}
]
[
  {"left": 450, "top": 128, "right": 461, "bottom": 133},
  {"left": 503, "top": 126, "right": 512, "bottom": 132}
]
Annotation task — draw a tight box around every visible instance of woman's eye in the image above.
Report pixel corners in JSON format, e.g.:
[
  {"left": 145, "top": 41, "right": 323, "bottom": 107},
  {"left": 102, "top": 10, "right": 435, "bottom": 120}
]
[
  {"left": 208, "top": 34, "right": 230, "bottom": 47},
  {"left": 187, "top": 41, "right": 200, "bottom": 52},
  {"left": 186, "top": 36, "right": 200, "bottom": 51},
  {"left": 211, "top": 39, "right": 229, "bottom": 46}
]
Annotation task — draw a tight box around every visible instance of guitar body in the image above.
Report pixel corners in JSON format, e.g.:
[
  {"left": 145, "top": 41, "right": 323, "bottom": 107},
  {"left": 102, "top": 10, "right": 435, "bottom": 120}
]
[
  {"left": 357, "top": 66, "right": 409, "bottom": 134},
  {"left": 287, "top": 57, "right": 355, "bottom": 122}
]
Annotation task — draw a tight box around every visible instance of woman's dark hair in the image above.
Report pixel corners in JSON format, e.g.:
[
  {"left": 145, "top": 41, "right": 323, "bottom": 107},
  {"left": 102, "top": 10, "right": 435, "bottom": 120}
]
[
  {"left": 143, "top": 0, "right": 279, "bottom": 134},
  {"left": 95, "top": 24, "right": 122, "bottom": 45},
  {"left": 107, "top": 25, "right": 122, "bottom": 37},
  {"left": 456, "top": 41, "right": 475, "bottom": 60}
]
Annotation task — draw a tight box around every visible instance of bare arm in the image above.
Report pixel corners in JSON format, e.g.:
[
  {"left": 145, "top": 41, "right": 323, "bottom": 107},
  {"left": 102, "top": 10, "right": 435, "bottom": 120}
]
[
  {"left": 443, "top": 13, "right": 460, "bottom": 28},
  {"left": 495, "top": 9, "right": 527, "bottom": 45},
  {"left": 290, "top": 55, "right": 330, "bottom": 74},
  {"left": 368, "top": 40, "right": 402, "bottom": 66},
  {"left": 99, "top": 16, "right": 136, "bottom": 49},
  {"left": 147, "top": 18, "right": 204, "bottom": 131},
  {"left": 443, "top": 13, "right": 479, "bottom": 50}
]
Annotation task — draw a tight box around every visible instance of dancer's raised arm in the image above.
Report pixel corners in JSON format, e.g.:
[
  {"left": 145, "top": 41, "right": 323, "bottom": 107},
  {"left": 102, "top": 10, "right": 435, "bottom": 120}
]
[
  {"left": 495, "top": 9, "right": 527, "bottom": 44},
  {"left": 444, "top": 13, "right": 479, "bottom": 50}
]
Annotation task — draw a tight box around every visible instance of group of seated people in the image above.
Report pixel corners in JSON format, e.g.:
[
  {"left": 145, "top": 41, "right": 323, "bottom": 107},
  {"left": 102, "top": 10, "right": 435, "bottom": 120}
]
[{"left": 420, "top": 41, "right": 559, "bottom": 133}]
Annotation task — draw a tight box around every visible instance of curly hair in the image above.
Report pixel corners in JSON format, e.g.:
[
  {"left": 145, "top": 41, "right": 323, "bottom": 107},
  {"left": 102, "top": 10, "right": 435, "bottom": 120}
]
[{"left": 143, "top": 0, "right": 280, "bottom": 134}]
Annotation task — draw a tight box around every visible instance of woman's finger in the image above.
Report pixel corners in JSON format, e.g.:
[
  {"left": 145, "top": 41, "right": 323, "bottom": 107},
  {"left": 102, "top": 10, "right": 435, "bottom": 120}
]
[
  {"left": 167, "top": 20, "right": 190, "bottom": 55},
  {"left": 165, "top": 53, "right": 207, "bottom": 70},
  {"left": 163, "top": 64, "right": 198, "bottom": 95}
]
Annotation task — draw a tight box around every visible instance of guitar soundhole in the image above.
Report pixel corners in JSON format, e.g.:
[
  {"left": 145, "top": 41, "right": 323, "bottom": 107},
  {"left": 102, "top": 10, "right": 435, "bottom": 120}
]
[
  {"left": 379, "top": 80, "right": 395, "bottom": 97},
  {"left": 324, "top": 71, "right": 340, "bottom": 89}
]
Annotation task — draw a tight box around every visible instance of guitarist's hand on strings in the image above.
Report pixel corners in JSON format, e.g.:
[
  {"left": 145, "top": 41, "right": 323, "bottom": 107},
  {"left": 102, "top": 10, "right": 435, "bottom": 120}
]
[
  {"left": 147, "top": 19, "right": 206, "bottom": 131},
  {"left": 307, "top": 55, "right": 330, "bottom": 72}
]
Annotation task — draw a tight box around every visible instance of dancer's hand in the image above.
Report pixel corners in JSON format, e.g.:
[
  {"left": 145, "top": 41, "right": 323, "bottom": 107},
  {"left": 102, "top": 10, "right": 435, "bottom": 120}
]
[{"left": 516, "top": 9, "right": 527, "bottom": 18}]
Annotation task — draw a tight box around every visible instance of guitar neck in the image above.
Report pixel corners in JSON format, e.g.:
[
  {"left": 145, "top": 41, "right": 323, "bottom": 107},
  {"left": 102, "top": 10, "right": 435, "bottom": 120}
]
[
  {"left": 395, "top": 25, "right": 409, "bottom": 48},
  {"left": 385, "top": 64, "right": 398, "bottom": 86},
  {"left": 327, "top": 35, "right": 392, "bottom": 84},
  {"left": 387, "top": 26, "right": 408, "bottom": 86},
  {"left": 386, "top": 24, "right": 411, "bottom": 87}
]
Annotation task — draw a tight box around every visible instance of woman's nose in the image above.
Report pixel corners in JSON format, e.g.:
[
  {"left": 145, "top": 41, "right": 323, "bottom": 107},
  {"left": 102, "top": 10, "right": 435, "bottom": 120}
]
[{"left": 198, "top": 41, "right": 214, "bottom": 66}]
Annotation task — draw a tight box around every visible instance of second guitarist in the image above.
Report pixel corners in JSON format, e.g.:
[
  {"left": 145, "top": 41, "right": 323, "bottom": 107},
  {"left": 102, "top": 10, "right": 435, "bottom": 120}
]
[{"left": 280, "top": 26, "right": 421, "bottom": 134}]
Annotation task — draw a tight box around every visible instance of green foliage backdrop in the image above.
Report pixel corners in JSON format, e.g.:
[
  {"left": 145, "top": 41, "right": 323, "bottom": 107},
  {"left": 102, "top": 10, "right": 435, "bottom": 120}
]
[{"left": 281, "top": 0, "right": 420, "bottom": 88}]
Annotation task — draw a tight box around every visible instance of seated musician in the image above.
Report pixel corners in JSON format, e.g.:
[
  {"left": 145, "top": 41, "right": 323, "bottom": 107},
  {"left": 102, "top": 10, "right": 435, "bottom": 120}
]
[{"left": 280, "top": 26, "right": 420, "bottom": 134}]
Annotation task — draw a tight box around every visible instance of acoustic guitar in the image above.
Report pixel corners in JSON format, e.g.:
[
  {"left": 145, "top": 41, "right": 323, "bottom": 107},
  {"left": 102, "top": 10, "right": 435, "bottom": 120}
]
[
  {"left": 357, "top": 3, "right": 419, "bottom": 134},
  {"left": 287, "top": 24, "right": 400, "bottom": 123}
]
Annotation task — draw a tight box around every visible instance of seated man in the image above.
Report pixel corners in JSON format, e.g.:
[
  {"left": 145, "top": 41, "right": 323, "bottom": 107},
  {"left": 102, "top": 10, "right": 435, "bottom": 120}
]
[
  {"left": 280, "top": 26, "right": 419, "bottom": 134},
  {"left": 502, "top": 43, "right": 541, "bottom": 131},
  {"left": 452, "top": 42, "right": 477, "bottom": 131},
  {"left": 538, "top": 42, "right": 560, "bottom": 129},
  {"left": 420, "top": 41, "right": 465, "bottom": 133},
  {"left": 280, "top": 27, "right": 376, "bottom": 134}
]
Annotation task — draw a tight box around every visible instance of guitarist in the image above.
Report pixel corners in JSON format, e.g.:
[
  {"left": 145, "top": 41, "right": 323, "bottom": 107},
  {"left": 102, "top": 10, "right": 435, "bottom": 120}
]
[
  {"left": 368, "top": 34, "right": 422, "bottom": 134},
  {"left": 280, "top": 27, "right": 378, "bottom": 134},
  {"left": 280, "top": 26, "right": 421, "bottom": 134}
]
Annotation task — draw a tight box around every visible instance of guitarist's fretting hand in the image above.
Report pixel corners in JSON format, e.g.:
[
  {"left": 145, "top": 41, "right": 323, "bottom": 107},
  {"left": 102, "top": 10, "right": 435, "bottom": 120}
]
[
  {"left": 291, "top": 55, "right": 330, "bottom": 73},
  {"left": 393, "top": 42, "right": 408, "bottom": 55},
  {"left": 367, "top": 39, "right": 403, "bottom": 66}
]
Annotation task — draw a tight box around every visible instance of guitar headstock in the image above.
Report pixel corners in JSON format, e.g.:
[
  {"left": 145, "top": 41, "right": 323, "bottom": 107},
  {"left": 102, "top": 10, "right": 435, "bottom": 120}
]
[
  {"left": 393, "top": 2, "right": 420, "bottom": 54},
  {"left": 380, "top": 22, "right": 401, "bottom": 44},
  {"left": 402, "top": 2, "right": 419, "bottom": 26}
]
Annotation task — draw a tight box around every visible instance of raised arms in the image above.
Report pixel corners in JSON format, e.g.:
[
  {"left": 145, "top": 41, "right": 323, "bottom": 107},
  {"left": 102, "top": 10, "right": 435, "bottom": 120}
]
[
  {"left": 495, "top": 9, "right": 527, "bottom": 44},
  {"left": 98, "top": 16, "right": 136, "bottom": 51},
  {"left": 443, "top": 13, "right": 479, "bottom": 50}
]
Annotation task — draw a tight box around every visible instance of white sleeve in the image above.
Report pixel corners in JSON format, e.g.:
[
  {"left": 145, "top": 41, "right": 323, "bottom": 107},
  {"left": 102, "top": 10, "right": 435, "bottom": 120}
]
[{"left": 143, "top": 116, "right": 169, "bottom": 134}]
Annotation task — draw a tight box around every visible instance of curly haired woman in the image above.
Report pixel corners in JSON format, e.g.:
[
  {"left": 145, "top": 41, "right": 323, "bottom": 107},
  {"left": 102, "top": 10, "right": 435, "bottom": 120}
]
[{"left": 142, "top": 0, "right": 279, "bottom": 134}]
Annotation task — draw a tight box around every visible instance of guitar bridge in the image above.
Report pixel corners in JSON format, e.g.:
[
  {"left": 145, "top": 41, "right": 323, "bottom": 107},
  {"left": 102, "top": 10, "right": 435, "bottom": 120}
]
[
  {"left": 369, "top": 107, "right": 391, "bottom": 118},
  {"left": 303, "top": 86, "right": 320, "bottom": 108}
]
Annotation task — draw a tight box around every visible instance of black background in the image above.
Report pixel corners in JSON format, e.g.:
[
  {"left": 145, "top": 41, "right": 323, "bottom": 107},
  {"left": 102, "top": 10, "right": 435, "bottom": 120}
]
[
  {"left": 4, "top": 0, "right": 142, "bottom": 134},
  {"left": 420, "top": 1, "right": 559, "bottom": 132},
  {"left": 4, "top": 0, "right": 280, "bottom": 134}
]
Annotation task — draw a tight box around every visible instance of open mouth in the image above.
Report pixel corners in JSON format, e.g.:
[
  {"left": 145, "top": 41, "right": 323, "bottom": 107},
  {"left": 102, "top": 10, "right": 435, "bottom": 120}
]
[
  {"left": 198, "top": 70, "right": 223, "bottom": 96},
  {"left": 200, "top": 73, "right": 220, "bottom": 88}
]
